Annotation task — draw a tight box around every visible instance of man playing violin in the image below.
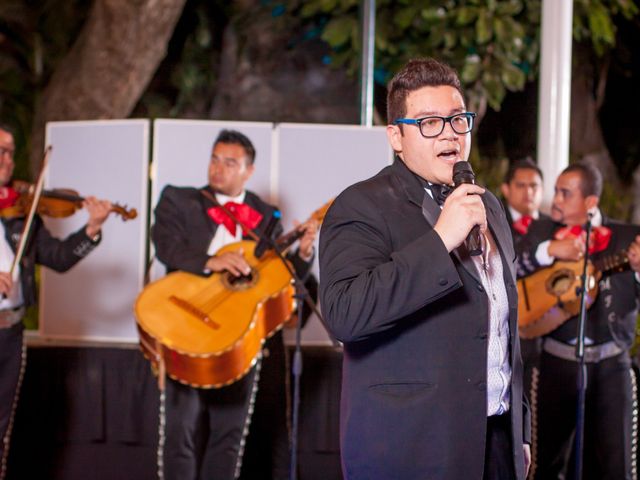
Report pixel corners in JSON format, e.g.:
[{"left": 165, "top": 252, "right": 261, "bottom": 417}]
[
  {"left": 0, "top": 124, "right": 113, "bottom": 479},
  {"left": 517, "top": 162, "right": 640, "bottom": 479},
  {"left": 152, "top": 129, "right": 318, "bottom": 480}
]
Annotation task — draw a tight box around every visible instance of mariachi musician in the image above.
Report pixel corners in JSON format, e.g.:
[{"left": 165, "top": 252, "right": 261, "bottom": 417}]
[
  {"left": 151, "top": 129, "right": 317, "bottom": 480},
  {"left": 517, "top": 162, "right": 640, "bottom": 479},
  {"left": 0, "top": 123, "right": 113, "bottom": 480}
]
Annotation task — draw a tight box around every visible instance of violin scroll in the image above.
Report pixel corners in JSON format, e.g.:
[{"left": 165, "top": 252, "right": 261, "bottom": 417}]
[{"left": 111, "top": 204, "right": 137, "bottom": 221}]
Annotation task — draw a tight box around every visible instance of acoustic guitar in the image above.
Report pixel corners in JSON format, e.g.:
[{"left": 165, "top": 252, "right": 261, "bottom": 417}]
[
  {"left": 517, "top": 250, "right": 629, "bottom": 339},
  {"left": 135, "top": 201, "right": 332, "bottom": 389}
]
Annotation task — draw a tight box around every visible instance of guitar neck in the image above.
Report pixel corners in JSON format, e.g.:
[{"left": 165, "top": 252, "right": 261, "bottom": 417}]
[
  {"left": 275, "top": 229, "right": 304, "bottom": 253},
  {"left": 593, "top": 250, "right": 629, "bottom": 274},
  {"left": 271, "top": 198, "right": 334, "bottom": 254}
]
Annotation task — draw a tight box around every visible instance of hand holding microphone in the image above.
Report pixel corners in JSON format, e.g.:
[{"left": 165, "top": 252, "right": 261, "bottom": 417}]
[{"left": 433, "top": 161, "right": 486, "bottom": 254}]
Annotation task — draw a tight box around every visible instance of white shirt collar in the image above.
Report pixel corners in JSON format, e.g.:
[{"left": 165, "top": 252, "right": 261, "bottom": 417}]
[
  {"left": 507, "top": 205, "right": 539, "bottom": 222},
  {"left": 588, "top": 208, "right": 603, "bottom": 227},
  {"left": 215, "top": 190, "right": 246, "bottom": 205}
]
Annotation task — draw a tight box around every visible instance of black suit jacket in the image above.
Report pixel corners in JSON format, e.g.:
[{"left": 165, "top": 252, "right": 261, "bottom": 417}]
[
  {"left": 152, "top": 185, "right": 311, "bottom": 279},
  {"left": 319, "top": 159, "right": 530, "bottom": 480},
  {"left": 516, "top": 215, "right": 640, "bottom": 348},
  {"left": 2, "top": 215, "right": 100, "bottom": 307}
]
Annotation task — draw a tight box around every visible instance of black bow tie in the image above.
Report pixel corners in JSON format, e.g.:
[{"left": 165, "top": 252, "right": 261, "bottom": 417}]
[{"left": 429, "top": 183, "right": 452, "bottom": 206}]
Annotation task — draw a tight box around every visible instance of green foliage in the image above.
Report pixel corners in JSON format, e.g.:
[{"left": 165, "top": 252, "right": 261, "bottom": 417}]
[
  {"left": 598, "top": 174, "right": 635, "bottom": 221},
  {"left": 287, "top": 0, "right": 638, "bottom": 119},
  {"left": 468, "top": 146, "right": 509, "bottom": 195},
  {"left": 574, "top": 0, "right": 638, "bottom": 56},
  {"left": 292, "top": 0, "right": 541, "bottom": 114}
]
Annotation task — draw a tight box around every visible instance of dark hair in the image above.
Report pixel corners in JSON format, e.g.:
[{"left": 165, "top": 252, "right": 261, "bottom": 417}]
[
  {"left": 0, "top": 123, "right": 15, "bottom": 137},
  {"left": 213, "top": 129, "right": 256, "bottom": 165},
  {"left": 386, "top": 58, "right": 464, "bottom": 124},
  {"left": 503, "top": 157, "right": 543, "bottom": 185},
  {"left": 561, "top": 162, "right": 603, "bottom": 198}
]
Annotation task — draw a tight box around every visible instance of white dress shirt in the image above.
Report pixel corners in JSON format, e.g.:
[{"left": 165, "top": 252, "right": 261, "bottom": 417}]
[
  {"left": 0, "top": 221, "right": 23, "bottom": 309},
  {"left": 206, "top": 191, "right": 248, "bottom": 256},
  {"left": 426, "top": 187, "right": 512, "bottom": 415}
]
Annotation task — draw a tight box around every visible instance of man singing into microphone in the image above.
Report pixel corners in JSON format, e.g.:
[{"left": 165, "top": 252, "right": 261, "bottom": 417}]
[{"left": 319, "top": 58, "right": 530, "bottom": 480}]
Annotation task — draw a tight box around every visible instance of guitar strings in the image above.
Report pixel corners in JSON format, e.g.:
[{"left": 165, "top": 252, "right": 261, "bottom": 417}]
[{"left": 184, "top": 254, "right": 277, "bottom": 316}]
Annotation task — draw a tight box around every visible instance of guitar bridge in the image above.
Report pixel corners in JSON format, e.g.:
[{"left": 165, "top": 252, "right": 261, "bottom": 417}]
[{"left": 169, "top": 295, "right": 220, "bottom": 329}]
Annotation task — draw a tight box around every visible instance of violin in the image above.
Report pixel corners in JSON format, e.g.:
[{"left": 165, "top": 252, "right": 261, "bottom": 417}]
[{"left": 0, "top": 180, "right": 137, "bottom": 221}]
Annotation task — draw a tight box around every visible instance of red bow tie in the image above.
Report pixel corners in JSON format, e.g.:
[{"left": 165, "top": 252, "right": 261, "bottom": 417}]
[
  {"left": 512, "top": 215, "right": 533, "bottom": 235},
  {"left": 0, "top": 187, "right": 19, "bottom": 209},
  {"left": 554, "top": 224, "right": 612, "bottom": 255},
  {"left": 207, "top": 202, "right": 263, "bottom": 236}
]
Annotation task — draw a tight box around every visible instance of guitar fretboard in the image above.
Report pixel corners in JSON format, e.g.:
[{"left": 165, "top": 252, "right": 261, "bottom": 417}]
[{"left": 593, "top": 250, "right": 629, "bottom": 274}]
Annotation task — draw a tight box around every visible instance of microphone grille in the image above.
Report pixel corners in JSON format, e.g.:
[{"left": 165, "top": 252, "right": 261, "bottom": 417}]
[
  {"left": 453, "top": 161, "right": 474, "bottom": 176},
  {"left": 452, "top": 161, "right": 475, "bottom": 186}
]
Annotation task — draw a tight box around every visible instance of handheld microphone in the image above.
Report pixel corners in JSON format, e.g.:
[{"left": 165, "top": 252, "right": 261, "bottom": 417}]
[
  {"left": 254, "top": 210, "right": 281, "bottom": 259},
  {"left": 452, "top": 161, "right": 483, "bottom": 256}
]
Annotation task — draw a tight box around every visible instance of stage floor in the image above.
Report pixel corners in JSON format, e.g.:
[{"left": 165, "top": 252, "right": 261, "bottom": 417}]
[{"left": 6, "top": 345, "right": 343, "bottom": 480}]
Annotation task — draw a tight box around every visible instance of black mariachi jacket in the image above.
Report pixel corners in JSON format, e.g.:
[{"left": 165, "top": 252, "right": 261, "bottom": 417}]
[
  {"left": 151, "top": 185, "right": 312, "bottom": 280},
  {"left": 2, "top": 215, "right": 100, "bottom": 307}
]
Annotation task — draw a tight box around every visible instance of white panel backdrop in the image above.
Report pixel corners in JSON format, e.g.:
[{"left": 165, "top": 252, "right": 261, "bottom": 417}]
[
  {"left": 35, "top": 119, "right": 392, "bottom": 345},
  {"left": 276, "top": 124, "right": 392, "bottom": 344},
  {"left": 39, "top": 120, "right": 149, "bottom": 343},
  {"left": 150, "top": 120, "right": 274, "bottom": 281}
]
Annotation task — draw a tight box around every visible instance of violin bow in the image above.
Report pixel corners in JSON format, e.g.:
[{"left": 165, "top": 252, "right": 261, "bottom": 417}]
[{"left": 9, "top": 146, "right": 51, "bottom": 281}]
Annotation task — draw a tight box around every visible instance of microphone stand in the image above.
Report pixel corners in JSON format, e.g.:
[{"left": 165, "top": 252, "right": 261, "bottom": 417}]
[
  {"left": 199, "top": 190, "right": 327, "bottom": 479},
  {"left": 262, "top": 237, "right": 324, "bottom": 480},
  {"left": 573, "top": 212, "right": 593, "bottom": 480}
]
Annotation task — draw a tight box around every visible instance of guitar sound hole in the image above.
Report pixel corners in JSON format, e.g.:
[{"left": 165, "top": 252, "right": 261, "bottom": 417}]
[
  {"left": 546, "top": 269, "right": 574, "bottom": 296},
  {"left": 222, "top": 268, "right": 259, "bottom": 291},
  {"left": 550, "top": 276, "right": 571, "bottom": 294},
  {"left": 228, "top": 272, "right": 253, "bottom": 286}
]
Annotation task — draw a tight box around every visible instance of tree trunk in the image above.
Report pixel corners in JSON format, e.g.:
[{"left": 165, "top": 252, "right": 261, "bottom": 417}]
[
  {"left": 570, "top": 44, "right": 617, "bottom": 182},
  {"left": 30, "top": 0, "right": 187, "bottom": 172}
]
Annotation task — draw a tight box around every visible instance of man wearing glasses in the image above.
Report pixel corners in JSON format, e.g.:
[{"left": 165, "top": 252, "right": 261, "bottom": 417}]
[{"left": 319, "top": 58, "right": 530, "bottom": 479}]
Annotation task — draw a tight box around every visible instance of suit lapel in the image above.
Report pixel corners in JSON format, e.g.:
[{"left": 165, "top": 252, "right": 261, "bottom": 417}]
[
  {"left": 451, "top": 240, "right": 482, "bottom": 285},
  {"left": 420, "top": 191, "right": 440, "bottom": 227},
  {"left": 199, "top": 186, "right": 219, "bottom": 240},
  {"left": 422, "top": 187, "right": 482, "bottom": 285},
  {"left": 485, "top": 197, "right": 516, "bottom": 284},
  {"left": 391, "top": 158, "right": 484, "bottom": 284},
  {"left": 420, "top": 190, "right": 483, "bottom": 284}
]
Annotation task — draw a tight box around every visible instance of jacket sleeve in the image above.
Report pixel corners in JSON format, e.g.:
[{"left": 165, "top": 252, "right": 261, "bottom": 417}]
[
  {"left": 32, "top": 216, "right": 101, "bottom": 272},
  {"left": 287, "top": 249, "right": 314, "bottom": 282},
  {"left": 319, "top": 187, "right": 463, "bottom": 343},
  {"left": 515, "top": 220, "right": 556, "bottom": 278},
  {"left": 152, "top": 186, "right": 210, "bottom": 274}
]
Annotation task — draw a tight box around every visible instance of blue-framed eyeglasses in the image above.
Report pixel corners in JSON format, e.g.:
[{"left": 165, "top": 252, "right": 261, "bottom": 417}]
[{"left": 393, "top": 112, "right": 476, "bottom": 138}]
